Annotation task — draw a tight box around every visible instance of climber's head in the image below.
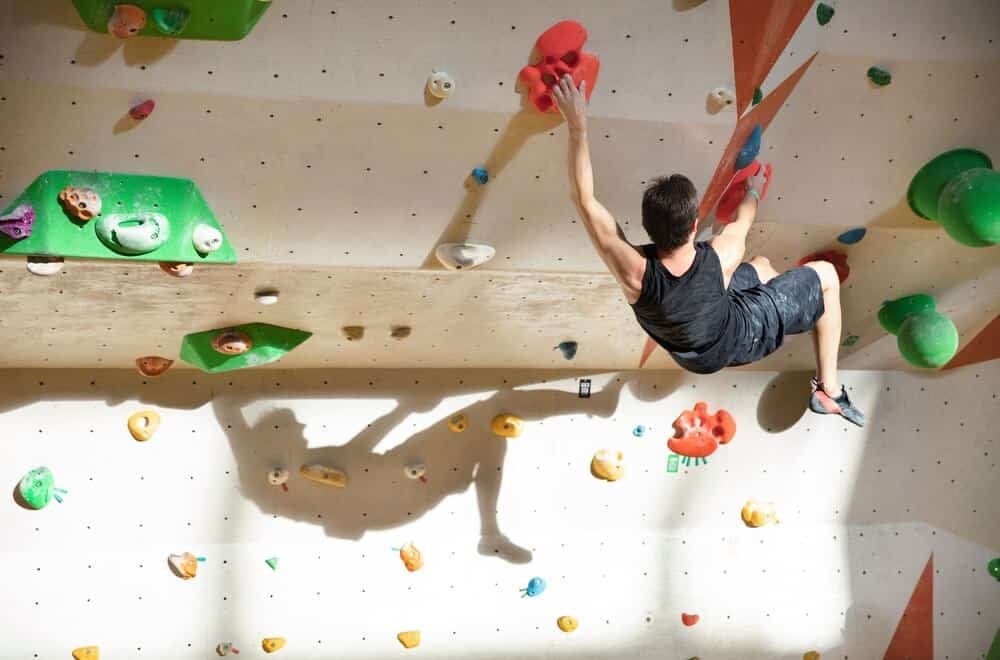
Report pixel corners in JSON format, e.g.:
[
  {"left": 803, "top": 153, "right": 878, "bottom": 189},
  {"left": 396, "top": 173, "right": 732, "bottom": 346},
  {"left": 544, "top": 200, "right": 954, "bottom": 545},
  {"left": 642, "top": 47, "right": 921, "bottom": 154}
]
[{"left": 642, "top": 174, "right": 698, "bottom": 252}]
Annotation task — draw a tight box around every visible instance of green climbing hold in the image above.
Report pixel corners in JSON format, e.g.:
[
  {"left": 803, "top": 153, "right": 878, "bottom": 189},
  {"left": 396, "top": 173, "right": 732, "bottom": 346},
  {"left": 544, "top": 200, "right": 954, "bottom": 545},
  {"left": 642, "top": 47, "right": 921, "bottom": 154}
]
[
  {"left": 897, "top": 311, "right": 958, "bottom": 369},
  {"left": 816, "top": 3, "right": 835, "bottom": 26},
  {"left": 988, "top": 557, "right": 1000, "bottom": 581},
  {"left": 878, "top": 295, "right": 936, "bottom": 335},
  {"left": 151, "top": 7, "right": 191, "bottom": 36},
  {"left": 867, "top": 66, "right": 892, "bottom": 86},
  {"left": 937, "top": 167, "right": 1000, "bottom": 247},
  {"left": 988, "top": 626, "right": 1000, "bottom": 660},
  {"left": 907, "top": 148, "right": 993, "bottom": 220},
  {"left": 17, "top": 467, "right": 64, "bottom": 510},
  {"left": 842, "top": 335, "right": 860, "bottom": 347},
  {"left": 265, "top": 557, "right": 279, "bottom": 571},
  {"left": 180, "top": 323, "right": 312, "bottom": 373},
  {"left": 752, "top": 87, "right": 763, "bottom": 107}
]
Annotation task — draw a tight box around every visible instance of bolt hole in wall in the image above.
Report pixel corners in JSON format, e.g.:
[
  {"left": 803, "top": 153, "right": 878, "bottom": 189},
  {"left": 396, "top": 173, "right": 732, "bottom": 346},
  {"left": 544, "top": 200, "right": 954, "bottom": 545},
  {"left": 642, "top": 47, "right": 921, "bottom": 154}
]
[{"left": 1, "top": 0, "right": 1000, "bottom": 659}]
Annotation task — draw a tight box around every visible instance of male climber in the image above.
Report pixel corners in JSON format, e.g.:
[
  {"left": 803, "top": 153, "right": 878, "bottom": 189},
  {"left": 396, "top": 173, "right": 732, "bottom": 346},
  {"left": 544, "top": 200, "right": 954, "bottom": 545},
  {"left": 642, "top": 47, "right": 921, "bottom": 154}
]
[{"left": 551, "top": 75, "right": 864, "bottom": 426}]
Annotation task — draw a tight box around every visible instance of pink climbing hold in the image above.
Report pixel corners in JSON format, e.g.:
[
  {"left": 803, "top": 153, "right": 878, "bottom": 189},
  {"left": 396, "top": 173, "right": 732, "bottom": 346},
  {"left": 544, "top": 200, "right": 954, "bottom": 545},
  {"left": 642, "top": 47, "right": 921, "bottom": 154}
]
[
  {"left": 715, "top": 161, "right": 772, "bottom": 224},
  {"left": 0, "top": 204, "right": 35, "bottom": 240},
  {"left": 681, "top": 612, "right": 700, "bottom": 627},
  {"left": 129, "top": 99, "right": 155, "bottom": 120}
]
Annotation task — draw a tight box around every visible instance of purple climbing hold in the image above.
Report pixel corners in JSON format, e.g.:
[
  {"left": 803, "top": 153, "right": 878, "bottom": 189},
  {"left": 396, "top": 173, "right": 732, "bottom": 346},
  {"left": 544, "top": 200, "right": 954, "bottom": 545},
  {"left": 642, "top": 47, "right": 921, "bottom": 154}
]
[
  {"left": 0, "top": 204, "right": 35, "bottom": 240},
  {"left": 837, "top": 227, "right": 867, "bottom": 245},
  {"left": 735, "top": 125, "right": 762, "bottom": 170}
]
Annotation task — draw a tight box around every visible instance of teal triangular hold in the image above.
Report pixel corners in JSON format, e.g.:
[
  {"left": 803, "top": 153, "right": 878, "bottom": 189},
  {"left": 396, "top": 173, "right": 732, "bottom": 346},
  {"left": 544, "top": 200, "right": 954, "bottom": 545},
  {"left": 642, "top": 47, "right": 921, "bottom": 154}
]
[
  {"left": 265, "top": 557, "right": 278, "bottom": 571},
  {"left": 151, "top": 7, "right": 191, "bottom": 36}
]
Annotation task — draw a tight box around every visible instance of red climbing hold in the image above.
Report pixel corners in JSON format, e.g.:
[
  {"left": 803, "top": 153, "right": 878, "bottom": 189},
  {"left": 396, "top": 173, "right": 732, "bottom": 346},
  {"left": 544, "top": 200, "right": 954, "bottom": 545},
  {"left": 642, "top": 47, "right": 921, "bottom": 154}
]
[
  {"left": 715, "top": 160, "right": 772, "bottom": 224},
  {"left": 797, "top": 250, "right": 849, "bottom": 283},
  {"left": 129, "top": 99, "right": 155, "bottom": 120},
  {"left": 519, "top": 20, "right": 600, "bottom": 113},
  {"left": 669, "top": 402, "right": 736, "bottom": 459},
  {"left": 681, "top": 612, "right": 700, "bottom": 627}
]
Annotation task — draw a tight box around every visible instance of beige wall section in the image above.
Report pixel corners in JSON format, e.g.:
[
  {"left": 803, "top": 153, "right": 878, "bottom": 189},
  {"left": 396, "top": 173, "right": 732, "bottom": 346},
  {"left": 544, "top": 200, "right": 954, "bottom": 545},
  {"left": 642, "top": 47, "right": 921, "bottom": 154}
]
[{"left": 0, "top": 1, "right": 998, "bottom": 370}]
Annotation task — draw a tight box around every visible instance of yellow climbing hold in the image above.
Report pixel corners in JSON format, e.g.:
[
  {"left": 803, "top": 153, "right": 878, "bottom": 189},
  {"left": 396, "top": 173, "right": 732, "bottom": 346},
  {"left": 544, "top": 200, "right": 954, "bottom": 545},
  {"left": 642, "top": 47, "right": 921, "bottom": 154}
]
[
  {"left": 491, "top": 414, "right": 523, "bottom": 438},
  {"left": 803, "top": 652, "right": 821, "bottom": 660},
  {"left": 299, "top": 464, "right": 347, "bottom": 488},
  {"left": 128, "top": 410, "right": 160, "bottom": 442},
  {"left": 557, "top": 615, "right": 579, "bottom": 632},
  {"left": 72, "top": 647, "right": 99, "bottom": 660},
  {"left": 741, "top": 499, "right": 779, "bottom": 527},
  {"left": 447, "top": 413, "right": 468, "bottom": 432},
  {"left": 397, "top": 630, "right": 421, "bottom": 649},
  {"left": 591, "top": 449, "right": 625, "bottom": 481},
  {"left": 261, "top": 637, "right": 286, "bottom": 653}
]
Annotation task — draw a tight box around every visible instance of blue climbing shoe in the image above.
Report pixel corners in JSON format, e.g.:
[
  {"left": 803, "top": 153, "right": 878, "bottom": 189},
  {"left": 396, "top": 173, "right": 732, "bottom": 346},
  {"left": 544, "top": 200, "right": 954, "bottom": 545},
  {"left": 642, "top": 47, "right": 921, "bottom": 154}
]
[{"left": 809, "top": 379, "right": 865, "bottom": 427}]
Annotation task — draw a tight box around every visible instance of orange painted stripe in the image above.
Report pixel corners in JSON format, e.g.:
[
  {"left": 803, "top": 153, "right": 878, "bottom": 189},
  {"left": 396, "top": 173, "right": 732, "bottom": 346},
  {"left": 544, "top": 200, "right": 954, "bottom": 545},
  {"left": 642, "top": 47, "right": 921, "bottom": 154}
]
[
  {"left": 884, "top": 554, "right": 933, "bottom": 660},
  {"left": 944, "top": 314, "right": 1000, "bottom": 370},
  {"left": 697, "top": 52, "right": 817, "bottom": 224},
  {"left": 730, "top": 0, "right": 814, "bottom": 115}
]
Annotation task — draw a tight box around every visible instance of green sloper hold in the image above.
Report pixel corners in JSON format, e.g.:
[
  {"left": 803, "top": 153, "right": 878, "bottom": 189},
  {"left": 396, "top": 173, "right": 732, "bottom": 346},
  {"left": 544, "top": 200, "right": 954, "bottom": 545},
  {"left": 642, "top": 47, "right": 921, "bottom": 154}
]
[
  {"left": 816, "top": 3, "right": 835, "bottom": 26},
  {"left": 151, "top": 8, "right": 191, "bottom": 36},
  {"left": 878, "top": 295, "right": 936, "bottom": 335},
  {"left": 0, "top": 170, "right": 236, "bottom": 264},
  {"left": 18, "top": 467, "right": 58, "bottom": 510},
  {"left": 71, "top": 0, "right": 271, "bottom": 41},
  {"left": 180, "top": 323, "right": 312, "bottom": 373},
  {"left": 907, "top": 149, "right": 993, "bottom": 220},
  {"left": 265, "top": 557, "right": 279, "bottom": 571},
  {"left": 937, "top": 168, "right": 1000, "bottom": 247},
  {"left": 867, "top": 66, "right": 891, "bottom": 86},
  {"left": 897, "top": 311, "right": 958, "bottom": 369}
]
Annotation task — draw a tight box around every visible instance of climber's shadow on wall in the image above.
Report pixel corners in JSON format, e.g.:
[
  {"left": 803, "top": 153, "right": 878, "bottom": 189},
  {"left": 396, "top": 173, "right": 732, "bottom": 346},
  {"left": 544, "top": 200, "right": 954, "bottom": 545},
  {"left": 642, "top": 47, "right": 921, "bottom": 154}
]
[{"left": 212, "top": 377, "right": 628, "bottom": 564}]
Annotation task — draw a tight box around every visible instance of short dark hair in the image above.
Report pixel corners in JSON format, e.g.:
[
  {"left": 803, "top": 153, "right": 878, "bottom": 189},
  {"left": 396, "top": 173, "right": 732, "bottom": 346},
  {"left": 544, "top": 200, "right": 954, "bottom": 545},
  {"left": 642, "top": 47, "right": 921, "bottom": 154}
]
[{"left": 641, "top": 174, "right": 698, "bottom": 252}]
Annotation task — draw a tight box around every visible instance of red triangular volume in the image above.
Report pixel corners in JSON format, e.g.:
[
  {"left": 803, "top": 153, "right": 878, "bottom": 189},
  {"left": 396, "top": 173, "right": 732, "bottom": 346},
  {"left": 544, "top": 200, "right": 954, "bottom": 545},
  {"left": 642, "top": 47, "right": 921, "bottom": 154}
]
[
  {"left": 884, "top": 554, "right": 934, "bottom": 660},
  {"left": 638, "top": 336, "right": 658, "bottom": 368},
  {"left": 944, "top": 314, "right": 1000, "bottom": 370},
  {"left": 697, "top": 52, "right": 816, "bottom": 223},
  {"left": 730, "top": 0, "right": 814, "bottom": 115}
]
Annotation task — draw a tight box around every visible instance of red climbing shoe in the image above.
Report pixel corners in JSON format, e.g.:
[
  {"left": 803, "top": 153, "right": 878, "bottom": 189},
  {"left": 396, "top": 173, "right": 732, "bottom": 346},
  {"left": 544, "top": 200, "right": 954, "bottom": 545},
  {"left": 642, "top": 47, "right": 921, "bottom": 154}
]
[{"left": 809, "top": 379, "right": 865, "bottom": 427}]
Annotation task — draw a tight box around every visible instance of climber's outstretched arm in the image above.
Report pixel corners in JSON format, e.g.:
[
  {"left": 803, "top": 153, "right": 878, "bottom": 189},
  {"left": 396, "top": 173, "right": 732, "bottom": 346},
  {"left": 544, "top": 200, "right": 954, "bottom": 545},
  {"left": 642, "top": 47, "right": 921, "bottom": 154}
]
[{"left": 552, "top": 75, "right": 645, "bottom": 303}]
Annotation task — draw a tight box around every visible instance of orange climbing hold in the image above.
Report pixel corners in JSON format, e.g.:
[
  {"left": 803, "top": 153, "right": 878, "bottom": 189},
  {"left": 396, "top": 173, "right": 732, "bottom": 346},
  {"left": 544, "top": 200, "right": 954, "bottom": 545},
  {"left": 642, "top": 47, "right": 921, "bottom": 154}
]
[
  {"left": 797, "top": 250, "right": 849, "bottom": 283},
  {"left": 399, "top": 543, "right": 423, "bottom": 572},
  {"left": 669, "top": 402, "right": 736, "bottom": 459},
  {"left": 681, "top": 612, "right": 700, "bottom": 626}
]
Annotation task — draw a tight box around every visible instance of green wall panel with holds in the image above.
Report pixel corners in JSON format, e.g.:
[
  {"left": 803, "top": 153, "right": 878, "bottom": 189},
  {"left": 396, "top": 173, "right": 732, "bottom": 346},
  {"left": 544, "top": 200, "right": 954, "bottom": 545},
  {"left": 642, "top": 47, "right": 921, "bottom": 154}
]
[{"left": 72, "top": 0, "right": 272, "bottom": 41}]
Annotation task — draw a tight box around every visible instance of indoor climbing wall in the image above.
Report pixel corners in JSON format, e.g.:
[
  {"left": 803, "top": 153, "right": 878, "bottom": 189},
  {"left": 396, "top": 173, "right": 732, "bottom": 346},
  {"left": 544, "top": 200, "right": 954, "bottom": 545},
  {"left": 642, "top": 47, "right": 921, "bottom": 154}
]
[
  {"left": 2, "top": 367, "right": 999, "bottom": 659},
  {"left": 1, "top": 0, "right": 998, "bottom": 370}
]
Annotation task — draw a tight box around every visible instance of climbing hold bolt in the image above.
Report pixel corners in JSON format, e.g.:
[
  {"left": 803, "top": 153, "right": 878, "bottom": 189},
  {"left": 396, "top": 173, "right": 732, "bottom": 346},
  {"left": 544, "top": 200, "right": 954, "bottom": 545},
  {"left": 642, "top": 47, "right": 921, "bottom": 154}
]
[
  {"left": 520, "top": 576, "right": 546, "bottom": 597},
  {"left": 128, "top": 410, "right": 161, "bottom": 442},
  {"left": 129, "top": 99, "right": 155, "bottom": 120},
  {"left": 471, "top": 167, "right": 489, "bottom": 185}
]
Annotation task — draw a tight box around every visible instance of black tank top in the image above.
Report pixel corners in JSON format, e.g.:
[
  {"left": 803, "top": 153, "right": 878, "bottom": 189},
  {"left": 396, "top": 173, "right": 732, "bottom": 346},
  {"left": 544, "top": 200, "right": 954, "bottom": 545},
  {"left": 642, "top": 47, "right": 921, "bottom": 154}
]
[{"left": 630, "top": 242, "right": 738, "bottom": 373}]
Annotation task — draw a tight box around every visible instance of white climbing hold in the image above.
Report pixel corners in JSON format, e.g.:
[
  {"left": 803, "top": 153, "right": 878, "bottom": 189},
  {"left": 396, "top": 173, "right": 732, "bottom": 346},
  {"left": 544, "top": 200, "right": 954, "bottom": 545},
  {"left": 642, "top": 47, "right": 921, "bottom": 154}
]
[
  {"left": 255, "top": 288, "right": 279, "bottom": 305},
  {"left": 26, "top": 255, "right": 65, "bottom": 276},
  {"left": 435, "top": 242, "right": 496, "bottom": 270},
  {"left": 706, "top": 86, "right": 737, "bottom": 114},
  {"left": 192, "top": 224, "right": 223, "bottom": 255},
  {"left": 426, "top": 70, "right": 456, "bottom": 99}
]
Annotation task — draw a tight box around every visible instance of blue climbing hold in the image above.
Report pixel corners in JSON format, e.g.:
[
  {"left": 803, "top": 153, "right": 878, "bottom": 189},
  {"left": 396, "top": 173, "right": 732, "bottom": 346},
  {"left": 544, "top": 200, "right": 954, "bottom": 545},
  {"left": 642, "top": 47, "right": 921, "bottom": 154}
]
[
  {"left": 520, "top": 577, "right": 546, "bottom": 598},
  {"left": 632, "top": 425, "right": 646, "bottom": 437},
  {"left": 837, "top": 227, "right": 867, "bottom": 245},
  {"left": 471, "top": 167, "right": 489, "bottom": 185},
  {"left": 735, "top": 124, "right": 762, "bottom": 170},
  {"left": 555, "top": 341, "right": 578, "bottom": 360}
]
